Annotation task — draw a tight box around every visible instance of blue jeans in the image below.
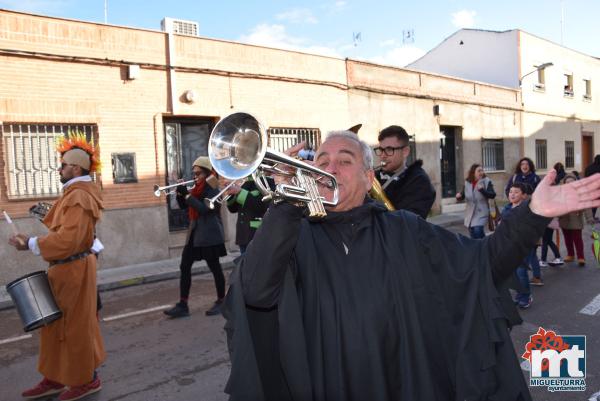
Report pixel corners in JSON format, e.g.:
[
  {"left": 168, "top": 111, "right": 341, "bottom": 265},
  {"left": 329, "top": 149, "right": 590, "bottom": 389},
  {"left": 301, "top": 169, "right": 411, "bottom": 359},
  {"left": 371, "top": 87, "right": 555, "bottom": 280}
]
[
  {"left": 515, "top": 265, "right": 531, "bottom": 302},
  {"left": 239, "top": 244, "right": 248, "bottom": 255},
  {"left": 526, "top": 249, "right": 541, "bottom": 279},
  {"left": 468, "top": 225, "right": 485, "bottom": 239}
]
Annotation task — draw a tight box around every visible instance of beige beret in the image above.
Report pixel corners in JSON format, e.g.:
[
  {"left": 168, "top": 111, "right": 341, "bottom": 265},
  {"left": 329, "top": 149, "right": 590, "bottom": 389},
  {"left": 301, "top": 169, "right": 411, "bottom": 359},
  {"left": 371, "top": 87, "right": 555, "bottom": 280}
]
[
  {"left": 62, "top": 148, "right": 91, "bottom": 170},
  {"left": 192, "top": 156, "right": 212, "bottom": 171}
]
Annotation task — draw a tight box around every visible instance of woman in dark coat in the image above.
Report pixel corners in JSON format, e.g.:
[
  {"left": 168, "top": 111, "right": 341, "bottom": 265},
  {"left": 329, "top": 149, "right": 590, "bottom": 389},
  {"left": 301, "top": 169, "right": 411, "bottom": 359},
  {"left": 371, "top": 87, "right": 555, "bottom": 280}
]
[
  {"left": 164, "top": 156, "right": 227, "bottom": 317},
  {"left": 504, "top": 157, "right": 540, "bottom": 197}
]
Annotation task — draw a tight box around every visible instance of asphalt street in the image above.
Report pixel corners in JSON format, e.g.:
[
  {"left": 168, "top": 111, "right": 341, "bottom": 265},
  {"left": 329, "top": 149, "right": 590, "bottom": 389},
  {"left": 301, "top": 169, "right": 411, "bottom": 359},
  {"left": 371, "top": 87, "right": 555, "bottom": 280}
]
[{"left": 0, "top": 223, "right": 599, "bottom": 401}]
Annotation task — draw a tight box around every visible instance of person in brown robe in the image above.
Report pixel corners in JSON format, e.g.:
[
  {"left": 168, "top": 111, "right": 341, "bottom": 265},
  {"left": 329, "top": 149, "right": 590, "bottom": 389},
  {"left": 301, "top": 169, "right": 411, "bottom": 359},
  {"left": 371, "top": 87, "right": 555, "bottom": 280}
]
[{"left": 9, "top": 145, "right": 106, "bottom": 401}]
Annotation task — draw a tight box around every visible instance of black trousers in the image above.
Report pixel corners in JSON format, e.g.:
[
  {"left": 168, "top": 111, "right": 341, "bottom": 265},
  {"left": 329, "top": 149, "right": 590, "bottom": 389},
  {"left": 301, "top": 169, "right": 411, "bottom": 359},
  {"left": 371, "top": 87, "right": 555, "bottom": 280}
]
[{"left": 179, "top": 245, "right": 225, "bottom": 300}]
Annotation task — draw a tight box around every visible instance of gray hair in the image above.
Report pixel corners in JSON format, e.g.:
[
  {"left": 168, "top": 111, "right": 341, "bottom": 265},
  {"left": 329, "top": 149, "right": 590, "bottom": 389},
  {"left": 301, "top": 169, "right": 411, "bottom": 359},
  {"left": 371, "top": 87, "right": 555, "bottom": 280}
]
[{"left": 322, "top": 130, "right": 374, "bottom": 170}]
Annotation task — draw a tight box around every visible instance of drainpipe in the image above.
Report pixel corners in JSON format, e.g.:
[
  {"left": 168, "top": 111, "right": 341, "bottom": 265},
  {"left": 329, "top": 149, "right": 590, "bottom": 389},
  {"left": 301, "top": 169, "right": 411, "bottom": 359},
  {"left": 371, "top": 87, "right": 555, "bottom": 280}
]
[{"left": 166, "top": 32, "right": 177, "bottom": 114}]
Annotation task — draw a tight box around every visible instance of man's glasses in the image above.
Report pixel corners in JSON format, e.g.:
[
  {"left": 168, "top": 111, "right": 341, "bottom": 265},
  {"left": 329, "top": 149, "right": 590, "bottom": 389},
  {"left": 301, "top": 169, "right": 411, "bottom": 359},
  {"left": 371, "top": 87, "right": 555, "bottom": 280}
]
[
  {"left": 60, "top": 163, "right": 76, "bottom": 169},
  {"left": 192, "top": 171, "right": 205, "bottom": 177},
  {"left": 373, "top": 145, "right": 407, "bottom": 156}
]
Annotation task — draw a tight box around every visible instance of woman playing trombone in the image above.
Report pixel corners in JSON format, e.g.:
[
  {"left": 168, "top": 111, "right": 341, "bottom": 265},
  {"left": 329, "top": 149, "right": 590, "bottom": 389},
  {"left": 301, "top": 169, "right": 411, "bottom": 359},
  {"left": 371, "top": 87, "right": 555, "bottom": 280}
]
[{"left": 164, "top": 156, "right": 227, "bottom": 318}]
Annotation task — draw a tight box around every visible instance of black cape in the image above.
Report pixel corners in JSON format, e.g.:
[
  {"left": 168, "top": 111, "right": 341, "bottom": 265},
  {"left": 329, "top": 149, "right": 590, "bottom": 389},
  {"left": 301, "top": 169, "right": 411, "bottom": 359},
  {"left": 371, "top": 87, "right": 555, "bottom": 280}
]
[{"left": 223, "top": 200, "right": 548, "bottom": 401}]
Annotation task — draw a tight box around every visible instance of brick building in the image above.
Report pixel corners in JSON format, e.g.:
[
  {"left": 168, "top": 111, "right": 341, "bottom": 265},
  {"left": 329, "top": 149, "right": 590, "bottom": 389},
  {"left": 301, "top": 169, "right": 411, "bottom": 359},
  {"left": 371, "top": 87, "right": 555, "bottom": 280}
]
[{"left": 1, "top": 10, "right": 524, "bottom": 279}]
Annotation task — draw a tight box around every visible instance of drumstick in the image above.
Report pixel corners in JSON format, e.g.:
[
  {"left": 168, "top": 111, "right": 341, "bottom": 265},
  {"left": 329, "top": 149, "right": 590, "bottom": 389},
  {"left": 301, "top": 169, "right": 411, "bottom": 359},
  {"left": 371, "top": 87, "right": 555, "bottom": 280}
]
[{"left": 3, "top": 210, "right": 26, "bottom": 246}]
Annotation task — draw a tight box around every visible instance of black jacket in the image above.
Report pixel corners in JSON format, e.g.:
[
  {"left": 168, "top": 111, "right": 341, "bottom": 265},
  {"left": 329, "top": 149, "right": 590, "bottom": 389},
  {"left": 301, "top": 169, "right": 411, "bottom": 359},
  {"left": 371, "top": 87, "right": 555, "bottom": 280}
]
[
  {"left": 584, "top": 161, "right": 600, "bottom": 178},
  {"left": 176, "top": 186, "right": 224, "bottom": 247},
  {"left": 226, "top": 180, "right": 270, "bottom": 246},
  {"left": 375, "top": 159, "right": 436, "bottom": 218},
  {"left": 223, "top": 200, "right": 549, "bottom": 401}
]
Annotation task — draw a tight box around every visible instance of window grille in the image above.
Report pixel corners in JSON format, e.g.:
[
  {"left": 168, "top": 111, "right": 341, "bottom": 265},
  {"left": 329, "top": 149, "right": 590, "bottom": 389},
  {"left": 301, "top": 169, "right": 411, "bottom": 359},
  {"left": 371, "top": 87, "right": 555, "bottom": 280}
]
[
  {"left": 565, "top": 141, "right": 575, "bottom": 169},
  {"left": 481, "top": 139, "right": 504, "bottom": 172},
  {"left": 535, "top": 139, "right": 548, "bottom": 170},
  {"left": 1, "top": 123, "right": 96, "bottom": 199},
  {"left": 267, "top": 127, "right": 321, "bottom": 153}
]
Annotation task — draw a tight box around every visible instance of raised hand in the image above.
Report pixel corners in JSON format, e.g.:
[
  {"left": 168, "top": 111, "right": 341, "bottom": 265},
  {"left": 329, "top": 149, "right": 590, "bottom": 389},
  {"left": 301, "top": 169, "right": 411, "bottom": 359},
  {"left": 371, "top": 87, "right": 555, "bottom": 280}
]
[{"left": 530, "top": 169, "right": 600, "bottom": 217}]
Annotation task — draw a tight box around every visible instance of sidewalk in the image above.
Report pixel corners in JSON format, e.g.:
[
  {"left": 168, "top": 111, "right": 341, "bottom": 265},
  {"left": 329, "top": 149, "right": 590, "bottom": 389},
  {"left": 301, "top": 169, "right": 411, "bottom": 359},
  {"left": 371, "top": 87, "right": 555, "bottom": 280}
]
[{"left": 0, "top": 212, "right": 464, "bottom": 311}]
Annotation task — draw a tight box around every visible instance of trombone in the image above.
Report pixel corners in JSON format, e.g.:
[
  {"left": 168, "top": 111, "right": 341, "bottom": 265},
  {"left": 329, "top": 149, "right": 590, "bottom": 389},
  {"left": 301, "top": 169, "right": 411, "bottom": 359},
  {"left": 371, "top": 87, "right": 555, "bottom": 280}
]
[
  {"left": 208, "top": 112, "right": 338, "bottom": 218},
  {"left": 153, "top": 179, "right": 196, "bottom": 197}
]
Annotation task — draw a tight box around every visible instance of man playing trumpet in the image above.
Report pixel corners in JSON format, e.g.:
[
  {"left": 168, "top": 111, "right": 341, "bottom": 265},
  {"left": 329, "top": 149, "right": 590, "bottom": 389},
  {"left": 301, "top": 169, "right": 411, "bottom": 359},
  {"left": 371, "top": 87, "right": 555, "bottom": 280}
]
[
  {"left": 9, "top": 133, "right": 105, "bottom": 401},
  {"left": 223, "top": 130, "right": 600, "bottom": 401}
]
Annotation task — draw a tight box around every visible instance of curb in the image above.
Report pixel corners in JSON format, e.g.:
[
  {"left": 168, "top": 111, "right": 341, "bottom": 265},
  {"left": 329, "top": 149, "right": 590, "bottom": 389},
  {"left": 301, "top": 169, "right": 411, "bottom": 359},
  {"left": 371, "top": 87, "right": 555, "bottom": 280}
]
[
  {"left": 0, "top": 216, "right": 463, "bottom": 312},
  {"left": 0, "top": 259, "right": 237, "bottom": 312}
]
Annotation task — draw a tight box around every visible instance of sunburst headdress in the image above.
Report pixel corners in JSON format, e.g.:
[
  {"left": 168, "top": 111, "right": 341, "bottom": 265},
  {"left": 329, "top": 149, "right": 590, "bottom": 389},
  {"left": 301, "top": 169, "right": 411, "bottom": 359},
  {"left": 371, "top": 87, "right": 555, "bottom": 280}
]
[{"left": 56, "top": 132, "right": 101, "bottom": 173}]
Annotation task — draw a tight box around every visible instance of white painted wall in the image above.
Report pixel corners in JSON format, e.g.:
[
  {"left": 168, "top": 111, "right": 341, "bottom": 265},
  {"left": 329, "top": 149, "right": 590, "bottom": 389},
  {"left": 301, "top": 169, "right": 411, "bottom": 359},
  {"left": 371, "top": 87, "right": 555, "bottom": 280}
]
[
  {"left": 407, "top": 29, "right": 519, "bottom": 88},
  {"left": 519, "top": 31, "right": 600, "bottom": 121}
]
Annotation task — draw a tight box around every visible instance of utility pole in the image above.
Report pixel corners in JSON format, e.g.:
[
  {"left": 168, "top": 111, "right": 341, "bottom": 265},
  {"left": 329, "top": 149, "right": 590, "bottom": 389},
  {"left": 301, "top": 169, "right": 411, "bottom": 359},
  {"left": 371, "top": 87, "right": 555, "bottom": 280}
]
[{"left": 560, "top": 0, "right": 564, "bottom": 45}]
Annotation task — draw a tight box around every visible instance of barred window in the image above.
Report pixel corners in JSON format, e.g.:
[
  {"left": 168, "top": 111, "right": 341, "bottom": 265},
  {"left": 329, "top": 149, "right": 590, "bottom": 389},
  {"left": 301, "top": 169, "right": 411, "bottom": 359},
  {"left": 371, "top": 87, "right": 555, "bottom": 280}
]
[
  {"left": 481, "top": 139, "right": 504, "bottom": 172},
  {"left": 1, "top": 123, "right": 96, "bottom": 199},
  {"left": 565, "top": 141, "right": 575, "bottom": 168},
  {"left": 535, "top": 139, "right": 548, "bottom": 169},
  {"left": 267, "top": 127, "right": 321, "bottom": 155}
]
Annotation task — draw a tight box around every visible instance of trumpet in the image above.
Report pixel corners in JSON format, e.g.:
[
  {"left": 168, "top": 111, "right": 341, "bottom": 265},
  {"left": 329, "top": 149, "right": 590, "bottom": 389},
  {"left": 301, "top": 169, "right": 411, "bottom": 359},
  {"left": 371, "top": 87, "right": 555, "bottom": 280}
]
[
  {"left": 208, "top": 112, "right": 338, "bottom": 218},
  {"left": 203, "top": 179, "right": 244, "bottom": 209},
  {"left": 153, "top": 179, "right": 196, "bottom": 197}
]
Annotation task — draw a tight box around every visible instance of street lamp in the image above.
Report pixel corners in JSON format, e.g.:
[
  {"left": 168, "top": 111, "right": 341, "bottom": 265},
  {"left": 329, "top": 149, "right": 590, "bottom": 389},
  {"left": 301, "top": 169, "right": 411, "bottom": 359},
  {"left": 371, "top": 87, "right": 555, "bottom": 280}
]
[{"left": 519, "top": 62, "right": 554, "bottom": 86}]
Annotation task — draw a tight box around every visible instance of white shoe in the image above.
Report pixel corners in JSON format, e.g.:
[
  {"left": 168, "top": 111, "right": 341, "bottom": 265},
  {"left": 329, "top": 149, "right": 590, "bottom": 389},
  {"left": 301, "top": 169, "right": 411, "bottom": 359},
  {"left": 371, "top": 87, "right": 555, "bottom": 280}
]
[
  {"left": 539, "top": 261, "right": 548, "bottom": 267},
  {"left": 548, "top": 258, "right": 564, "bottom": 266}
]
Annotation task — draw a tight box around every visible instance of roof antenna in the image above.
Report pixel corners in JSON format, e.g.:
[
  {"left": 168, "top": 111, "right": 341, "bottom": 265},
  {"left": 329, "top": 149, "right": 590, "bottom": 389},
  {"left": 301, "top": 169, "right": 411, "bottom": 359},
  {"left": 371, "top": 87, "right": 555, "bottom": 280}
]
[{"left": 403, "top": 29, "right": 415, "bottom": 45}]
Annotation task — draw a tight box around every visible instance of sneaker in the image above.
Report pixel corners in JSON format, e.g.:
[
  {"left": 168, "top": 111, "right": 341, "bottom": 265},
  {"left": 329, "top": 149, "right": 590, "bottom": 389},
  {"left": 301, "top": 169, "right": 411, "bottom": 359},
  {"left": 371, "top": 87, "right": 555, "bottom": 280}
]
[
  {"left": 22, "top": 378, "right": 65, "bottom": 399},
  {"left": 59, "top": 377, "right": 101, "bottom": 401},
  {"left": 205, "top": 300, "right": 223, "bottom": 316},
  {"left": 164, "top": 302, "right": 189, "bottom": 318},
  {"left": 548, "top": 257, "right": 564, "bottom": 266},
  {"left": 518, "top": 296, "right": 533, "bottom": 309},
  {"left": 539, "top": 260, "right": 548, "bottom": 267},
  {"left": 530, "top": 277, "right": 544, "bottom": 286},
  {"left": 578, "top": 259, "right": 586, "bottom": 267},
  {"left": 564, "top": 255, "right": 575, "bottom": 263}
]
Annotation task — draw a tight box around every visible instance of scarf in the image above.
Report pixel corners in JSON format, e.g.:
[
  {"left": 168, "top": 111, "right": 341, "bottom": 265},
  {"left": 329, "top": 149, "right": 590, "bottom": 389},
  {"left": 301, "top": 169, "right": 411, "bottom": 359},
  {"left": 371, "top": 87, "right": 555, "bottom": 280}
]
[{"left": 188, "top": 179, "right": 206, "bottom": 221}]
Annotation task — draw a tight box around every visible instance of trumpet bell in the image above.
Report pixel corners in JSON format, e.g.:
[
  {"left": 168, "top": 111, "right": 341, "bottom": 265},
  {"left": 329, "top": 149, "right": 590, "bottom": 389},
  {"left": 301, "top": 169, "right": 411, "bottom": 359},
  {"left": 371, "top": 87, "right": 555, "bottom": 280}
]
[{"left": 209, "top": 112, "right": 267, "bottom": 180}]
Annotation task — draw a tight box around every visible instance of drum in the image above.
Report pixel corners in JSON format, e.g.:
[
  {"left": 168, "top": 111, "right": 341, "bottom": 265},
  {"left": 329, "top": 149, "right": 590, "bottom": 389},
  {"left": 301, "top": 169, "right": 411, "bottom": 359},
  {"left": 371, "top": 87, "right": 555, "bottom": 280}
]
[{"left": 6, "top": 271, "right": 62, "bottom": 332}]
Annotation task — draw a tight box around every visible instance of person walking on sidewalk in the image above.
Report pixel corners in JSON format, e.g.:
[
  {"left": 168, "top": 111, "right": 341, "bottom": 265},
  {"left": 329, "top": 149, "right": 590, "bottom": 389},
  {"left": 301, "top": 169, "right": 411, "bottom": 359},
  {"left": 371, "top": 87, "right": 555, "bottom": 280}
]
[
  {"left": 539, "top": 163, "right": 565, "bottom": 267},
  {"left": 8, "top": 134, "right": 105, "bottom": 401},
  {"left": 559, "top": 173, "right": 595, "bottom": 266},
  {"left": 539, "top": 218, "right": 564, "bottom": 267},
  {"left": 456, "top": 163, "right": 496, "bottom": 239},
  {"left": 164, "top": 156, "right": 227, "bottom": 318}
]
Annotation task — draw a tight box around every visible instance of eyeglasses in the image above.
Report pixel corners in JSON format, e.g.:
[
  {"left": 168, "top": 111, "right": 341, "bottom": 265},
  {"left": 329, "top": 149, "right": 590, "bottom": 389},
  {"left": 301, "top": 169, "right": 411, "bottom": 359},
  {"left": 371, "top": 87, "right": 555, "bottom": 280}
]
[
  {"left": 373, "top": 145, "right": 407, "bottom": 156},
  {"left": 192, "top": 171, "right": 205, "bottom": 177},
  {"left": 60, "top": 163, "right": 76, "bottom": 169}
]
